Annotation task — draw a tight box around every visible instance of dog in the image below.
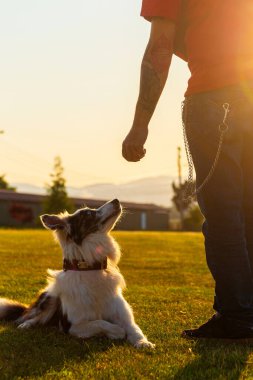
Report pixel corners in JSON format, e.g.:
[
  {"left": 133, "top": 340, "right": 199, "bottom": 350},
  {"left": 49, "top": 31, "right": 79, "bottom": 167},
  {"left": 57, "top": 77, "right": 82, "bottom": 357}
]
[{"left": 0, "top": 199, "right": 154, "bottom": 349}]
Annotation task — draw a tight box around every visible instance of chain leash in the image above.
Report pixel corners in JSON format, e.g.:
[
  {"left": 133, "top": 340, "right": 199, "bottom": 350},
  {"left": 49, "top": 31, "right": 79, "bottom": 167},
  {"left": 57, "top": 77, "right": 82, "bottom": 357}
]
[{"left": 183, "top": 102, "right": 230, "bottom": 202}]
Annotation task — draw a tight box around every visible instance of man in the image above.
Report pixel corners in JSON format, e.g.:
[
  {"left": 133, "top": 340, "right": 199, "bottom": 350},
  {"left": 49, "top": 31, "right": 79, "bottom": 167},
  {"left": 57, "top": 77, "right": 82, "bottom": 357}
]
[{"left": 122, "top": 1, "right": 253, "bottom": 340}]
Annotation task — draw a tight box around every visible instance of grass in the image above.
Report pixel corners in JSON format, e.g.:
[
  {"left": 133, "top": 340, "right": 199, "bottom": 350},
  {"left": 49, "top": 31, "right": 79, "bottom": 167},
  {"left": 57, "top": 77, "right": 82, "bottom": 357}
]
[{"left": 0, "top": 230, "right": 253, "bottom": 379}]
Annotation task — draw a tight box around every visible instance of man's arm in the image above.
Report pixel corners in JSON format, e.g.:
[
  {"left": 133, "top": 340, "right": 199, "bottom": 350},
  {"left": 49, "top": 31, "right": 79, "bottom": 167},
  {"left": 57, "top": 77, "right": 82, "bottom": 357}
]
[{"left": 122, "top": 18, "right": 176, "bottom": 162}]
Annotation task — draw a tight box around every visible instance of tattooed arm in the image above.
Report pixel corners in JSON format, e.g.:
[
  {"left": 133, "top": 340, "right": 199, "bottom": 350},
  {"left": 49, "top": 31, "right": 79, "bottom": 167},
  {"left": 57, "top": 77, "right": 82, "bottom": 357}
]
[{"left": 122, "top": 18, "right": 176, "bottom": 162}]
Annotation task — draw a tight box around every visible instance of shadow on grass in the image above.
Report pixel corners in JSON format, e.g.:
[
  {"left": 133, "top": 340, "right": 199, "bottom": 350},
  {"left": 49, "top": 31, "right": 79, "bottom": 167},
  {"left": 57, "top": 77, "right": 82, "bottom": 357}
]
[
  {"left": 0, "top": 323, "right": 124, "bottom": 379},
  {"left": 174, "top": 340, "right": 253, "bottom": 380}
]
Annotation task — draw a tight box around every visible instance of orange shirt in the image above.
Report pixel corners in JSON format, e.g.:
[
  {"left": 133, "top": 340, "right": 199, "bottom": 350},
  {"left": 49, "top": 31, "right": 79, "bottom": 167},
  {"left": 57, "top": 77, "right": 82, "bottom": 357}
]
[{"left": 141, "top": 0, "right": 253, "bottom": 95}]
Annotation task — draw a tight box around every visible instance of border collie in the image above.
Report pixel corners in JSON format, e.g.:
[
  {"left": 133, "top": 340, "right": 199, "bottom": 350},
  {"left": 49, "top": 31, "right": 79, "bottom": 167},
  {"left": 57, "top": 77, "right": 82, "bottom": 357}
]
[{"left": 0, "top": 199, "right": 154, "bottom": 349}]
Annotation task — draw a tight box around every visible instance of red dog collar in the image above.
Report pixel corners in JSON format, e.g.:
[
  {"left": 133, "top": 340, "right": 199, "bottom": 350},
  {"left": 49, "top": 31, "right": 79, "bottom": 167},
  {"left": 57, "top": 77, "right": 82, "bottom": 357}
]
[{"left": 63, "top": 258, "right": 107, "bottom": 272}]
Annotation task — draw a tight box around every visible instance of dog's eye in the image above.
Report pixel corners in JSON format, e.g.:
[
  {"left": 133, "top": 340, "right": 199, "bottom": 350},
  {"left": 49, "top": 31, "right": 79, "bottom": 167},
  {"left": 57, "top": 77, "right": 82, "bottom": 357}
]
[
  {"left": 86, "top": 210, "right": 96, "bottom": 218},
  {"left": 79, "top": 209, "right": 95, "bottom": 219}
]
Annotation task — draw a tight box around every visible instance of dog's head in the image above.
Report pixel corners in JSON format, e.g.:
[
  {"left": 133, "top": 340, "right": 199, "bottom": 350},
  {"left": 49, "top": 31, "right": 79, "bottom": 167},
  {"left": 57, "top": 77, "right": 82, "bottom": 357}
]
[{"left": 40, "top": 199, "right": 122, "bottom": 246}]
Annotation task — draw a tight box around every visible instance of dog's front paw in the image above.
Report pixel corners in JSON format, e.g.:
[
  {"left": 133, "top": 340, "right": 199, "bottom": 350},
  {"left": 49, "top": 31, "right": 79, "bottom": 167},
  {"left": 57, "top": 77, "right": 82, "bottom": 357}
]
[
  {"left": 18, "top": 321, "right": 34, "bottom": 329},
  {"left": 134, "top": 339, "right": 155, "bottom": 349},
  {"left": 107, "top": 325, "right": 126, "bottom": 340}
]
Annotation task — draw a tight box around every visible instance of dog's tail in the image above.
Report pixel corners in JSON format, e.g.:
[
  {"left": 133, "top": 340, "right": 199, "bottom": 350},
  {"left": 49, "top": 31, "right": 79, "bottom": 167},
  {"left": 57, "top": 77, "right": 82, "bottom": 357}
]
[{"left": 0, "top": 298, "right": 27, "bottom": 322}]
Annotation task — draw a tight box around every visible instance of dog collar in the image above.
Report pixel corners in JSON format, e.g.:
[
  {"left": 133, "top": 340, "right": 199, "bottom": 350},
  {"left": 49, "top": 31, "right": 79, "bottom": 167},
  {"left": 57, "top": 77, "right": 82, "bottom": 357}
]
[{"left": 63, "top": 258, "right": 107, "bottom": 272}]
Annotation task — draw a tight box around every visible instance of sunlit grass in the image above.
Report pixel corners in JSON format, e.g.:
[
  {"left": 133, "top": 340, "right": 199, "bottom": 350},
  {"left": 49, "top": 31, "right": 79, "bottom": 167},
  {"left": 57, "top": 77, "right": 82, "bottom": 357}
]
[{"left": 0, "top": 230, "right": 253, "bottom": 379}]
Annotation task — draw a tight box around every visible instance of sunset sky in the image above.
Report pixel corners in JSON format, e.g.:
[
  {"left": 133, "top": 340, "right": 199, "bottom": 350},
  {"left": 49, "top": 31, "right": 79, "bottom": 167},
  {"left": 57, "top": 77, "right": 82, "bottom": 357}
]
[{"left": 0, "top": 0, "right": 190, "bottom": 188}]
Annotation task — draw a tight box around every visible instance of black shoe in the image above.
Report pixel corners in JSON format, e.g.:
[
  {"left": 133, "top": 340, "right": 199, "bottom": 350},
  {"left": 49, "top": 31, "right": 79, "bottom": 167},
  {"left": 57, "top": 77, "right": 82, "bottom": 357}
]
[{"left": 182, "top": 313, "right": 253, "bottom": 341}]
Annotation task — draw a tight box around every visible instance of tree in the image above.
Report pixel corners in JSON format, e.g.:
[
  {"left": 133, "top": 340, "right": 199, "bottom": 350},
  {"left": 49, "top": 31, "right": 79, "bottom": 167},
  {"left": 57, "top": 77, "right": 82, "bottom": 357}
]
[
  {"left": 44, "top": 156, "right": 73, "bottom": 214},
  {"left": 0, "top": 175, "right": 16, "bottom": 191}
]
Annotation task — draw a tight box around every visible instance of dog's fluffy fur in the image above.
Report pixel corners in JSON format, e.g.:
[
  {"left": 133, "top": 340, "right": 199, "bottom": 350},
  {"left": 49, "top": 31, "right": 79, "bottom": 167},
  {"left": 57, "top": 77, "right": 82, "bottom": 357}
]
[{"left": 0, "top": 199, "right": 154, "bottom": 348}]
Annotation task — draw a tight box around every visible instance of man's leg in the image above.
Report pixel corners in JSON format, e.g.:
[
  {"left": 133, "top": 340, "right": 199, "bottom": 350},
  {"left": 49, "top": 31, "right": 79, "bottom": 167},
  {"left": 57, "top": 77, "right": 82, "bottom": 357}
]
[
  {"left": 182, "top": 86, "right": 253, "bottom": 338},
  {"left": 242, "top": 93, "right": 253, "bottom": 272}
]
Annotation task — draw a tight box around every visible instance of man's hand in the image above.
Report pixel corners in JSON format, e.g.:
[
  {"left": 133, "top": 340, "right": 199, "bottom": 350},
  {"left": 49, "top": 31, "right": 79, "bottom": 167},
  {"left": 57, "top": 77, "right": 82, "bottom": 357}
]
[{"left": 122, "top": 126, "right": 148, "bottom": 162}]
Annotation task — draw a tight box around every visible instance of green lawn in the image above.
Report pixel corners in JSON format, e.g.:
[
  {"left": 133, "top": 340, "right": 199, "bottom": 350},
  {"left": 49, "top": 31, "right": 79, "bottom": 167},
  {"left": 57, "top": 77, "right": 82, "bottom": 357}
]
[{"left": 0, "top": 230, "right": 253, "bottom": 380}]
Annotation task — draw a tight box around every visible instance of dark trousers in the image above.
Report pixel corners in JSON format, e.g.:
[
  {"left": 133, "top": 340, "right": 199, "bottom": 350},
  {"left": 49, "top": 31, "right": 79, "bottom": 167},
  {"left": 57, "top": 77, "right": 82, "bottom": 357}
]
[{"left": 183, "top": 83, "right": 253, "bottom": 323}]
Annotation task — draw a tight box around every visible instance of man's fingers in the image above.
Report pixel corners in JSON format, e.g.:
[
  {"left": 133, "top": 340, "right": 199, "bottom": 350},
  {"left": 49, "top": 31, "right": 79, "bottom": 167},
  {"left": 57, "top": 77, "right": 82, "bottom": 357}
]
[
  {"left": 122, "top": 142, "right": 145, "bottom": 162},
  {"left": 122, "top": 127, "right": 148, "bottom": 161},
  {"left": 125, "top": 146, "right": 139, "bottom": 162},
  {"left": 122, "top": 142, "right": 132, "bottom": 160}
]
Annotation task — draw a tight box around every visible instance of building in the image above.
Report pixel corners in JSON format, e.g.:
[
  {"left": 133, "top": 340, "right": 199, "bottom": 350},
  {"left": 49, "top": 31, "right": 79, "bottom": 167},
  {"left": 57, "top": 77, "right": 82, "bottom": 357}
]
[{"left": 0, "top": 190, "right": 170, "bottom": 231}]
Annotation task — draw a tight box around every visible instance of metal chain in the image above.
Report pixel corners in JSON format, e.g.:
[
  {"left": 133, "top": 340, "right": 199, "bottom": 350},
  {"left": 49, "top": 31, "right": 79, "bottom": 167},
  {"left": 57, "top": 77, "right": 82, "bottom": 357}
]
[{"left": 182, "top": 102, "right": 230, "bottom": 202}]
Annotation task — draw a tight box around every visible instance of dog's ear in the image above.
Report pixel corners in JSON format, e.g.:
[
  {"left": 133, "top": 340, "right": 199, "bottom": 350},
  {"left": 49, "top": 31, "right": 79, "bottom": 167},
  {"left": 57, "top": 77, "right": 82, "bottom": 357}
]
[{"left": 40, "top": 214, "right": 66, "bottom": 230}]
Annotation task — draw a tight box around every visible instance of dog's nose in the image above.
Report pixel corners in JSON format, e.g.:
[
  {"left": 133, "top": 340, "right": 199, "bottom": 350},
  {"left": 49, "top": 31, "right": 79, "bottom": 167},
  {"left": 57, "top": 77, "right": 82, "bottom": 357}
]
[{"left": 112, "top": 199, "right": 120, "bottom": 206}]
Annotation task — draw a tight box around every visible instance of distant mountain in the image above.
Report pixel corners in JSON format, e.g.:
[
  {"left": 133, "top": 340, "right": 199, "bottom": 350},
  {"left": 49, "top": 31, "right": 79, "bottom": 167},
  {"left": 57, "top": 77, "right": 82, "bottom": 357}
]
[
  {"left": 12, "top": 183, "right": 46, "bottom": 195},
  {"left": 13, "top": 175, "right": 177, "bottom": 207}
]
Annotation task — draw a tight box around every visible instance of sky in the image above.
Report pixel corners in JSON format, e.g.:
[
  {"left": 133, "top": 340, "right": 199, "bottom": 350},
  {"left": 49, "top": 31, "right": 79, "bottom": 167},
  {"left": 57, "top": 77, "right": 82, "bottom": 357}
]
[{"left": 0, "top": 0, "right": 190, "bottom": 189}]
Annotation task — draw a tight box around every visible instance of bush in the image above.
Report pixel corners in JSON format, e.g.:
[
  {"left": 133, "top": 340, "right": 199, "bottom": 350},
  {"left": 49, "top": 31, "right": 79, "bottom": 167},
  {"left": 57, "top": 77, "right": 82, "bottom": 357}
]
[{"left": 183, "top": 204, "right": 204, "bottom": 231}]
